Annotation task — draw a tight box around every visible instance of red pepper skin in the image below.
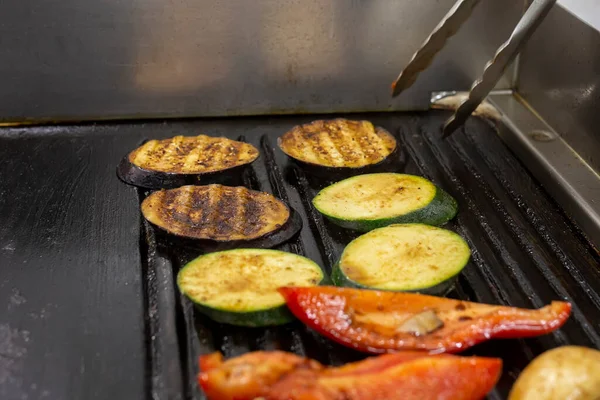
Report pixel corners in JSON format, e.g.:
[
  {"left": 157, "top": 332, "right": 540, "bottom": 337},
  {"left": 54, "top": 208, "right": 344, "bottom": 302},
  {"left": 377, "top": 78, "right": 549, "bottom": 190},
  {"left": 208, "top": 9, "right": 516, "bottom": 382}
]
[
  {"left": 268, "top": 352, "right": 501, "bottom": 400},
  {"left": 278, "top": 286, "right": 571, "bottom": 354},
  {"left": 199, "top": 352, "right": 224, "bottom": 372},
  {"left": 197, "top": 350, "right": 501, "bottom": 400},
  {"left": 198, "top": 351, "right": 322, "bottom": 400}
]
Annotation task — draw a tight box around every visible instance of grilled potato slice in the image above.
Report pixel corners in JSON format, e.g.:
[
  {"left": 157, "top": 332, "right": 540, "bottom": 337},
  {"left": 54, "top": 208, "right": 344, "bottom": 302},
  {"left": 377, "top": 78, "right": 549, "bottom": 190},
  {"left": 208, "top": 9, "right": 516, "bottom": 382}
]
[
  {"left": 509, "top": 346, "right": 600, "bottom": 400},
  {"left": 141, "top": 185, "right": 290, "bottom": 242},
  {"left": 277, "top": 119, "right": 397, "bottom": 169},
  {"left": 129, "top": 135, "right": 259, "bottom": 174}
]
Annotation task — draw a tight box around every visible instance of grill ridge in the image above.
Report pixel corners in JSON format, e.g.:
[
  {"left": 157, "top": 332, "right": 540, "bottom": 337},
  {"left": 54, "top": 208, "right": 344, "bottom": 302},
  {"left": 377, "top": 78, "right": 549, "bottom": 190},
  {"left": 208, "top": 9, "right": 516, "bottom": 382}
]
[
  {"left": 136, "top": 111, "right": 600, "bottom": 400},
  {"left": 444, "top": 131, "right": 600, "bottom": 345},
  {"left": 461, "top": 126, "right": 600, "bottom": 302},
  {"left": 418, "top": 126, "right": 575, "bottom": 346}
]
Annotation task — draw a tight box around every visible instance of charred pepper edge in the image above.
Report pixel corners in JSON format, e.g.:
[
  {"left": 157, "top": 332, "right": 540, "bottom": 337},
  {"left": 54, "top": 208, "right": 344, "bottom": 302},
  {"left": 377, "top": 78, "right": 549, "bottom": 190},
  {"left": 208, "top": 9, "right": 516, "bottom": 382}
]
[
  {"left": 196, "top": 350, "right": 503, "bottom": 400},
  {"left": 277, "top": 286, "right": 573, "bottom": 354}
]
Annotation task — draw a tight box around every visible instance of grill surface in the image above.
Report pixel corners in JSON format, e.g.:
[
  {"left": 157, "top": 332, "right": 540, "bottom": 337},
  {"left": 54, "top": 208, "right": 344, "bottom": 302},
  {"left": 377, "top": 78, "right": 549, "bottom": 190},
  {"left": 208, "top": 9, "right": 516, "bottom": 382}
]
[
  {"left": 136, "top": 111, "right": 600, "bottom": 400},
  {"left": 2, "top": 111, "right": 597, "bottom": 400}
]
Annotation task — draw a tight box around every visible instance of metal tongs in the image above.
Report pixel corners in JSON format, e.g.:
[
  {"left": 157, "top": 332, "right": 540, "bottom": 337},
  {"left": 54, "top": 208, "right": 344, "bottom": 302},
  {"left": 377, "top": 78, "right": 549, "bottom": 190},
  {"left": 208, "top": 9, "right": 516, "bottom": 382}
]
[{"left": 391, "top": 0, "right": 556, "bottom": 138}]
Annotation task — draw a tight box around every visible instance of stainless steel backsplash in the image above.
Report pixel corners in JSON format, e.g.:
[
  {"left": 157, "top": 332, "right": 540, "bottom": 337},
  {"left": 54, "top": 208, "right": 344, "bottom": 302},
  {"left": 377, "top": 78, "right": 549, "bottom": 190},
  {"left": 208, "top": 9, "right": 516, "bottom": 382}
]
[
  {"left": 0, "top": 0, "right": 523, "bottom": 122},
  {"left": 517, "top": 4, "right": 600, "bottom": 172}
]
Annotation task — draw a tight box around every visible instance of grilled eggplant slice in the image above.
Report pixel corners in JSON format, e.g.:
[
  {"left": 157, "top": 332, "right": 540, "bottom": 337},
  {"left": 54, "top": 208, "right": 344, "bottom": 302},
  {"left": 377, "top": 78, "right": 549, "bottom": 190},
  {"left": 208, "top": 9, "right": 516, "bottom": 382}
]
[
  {"left": 277, "top": 119, "right": 399, "bottom": 177},
  {"left": 141, "top": 185, "right": 302, "bottom": 251},
  {"left": 117, "top": 135, "right": 259, "bottom": 189}
]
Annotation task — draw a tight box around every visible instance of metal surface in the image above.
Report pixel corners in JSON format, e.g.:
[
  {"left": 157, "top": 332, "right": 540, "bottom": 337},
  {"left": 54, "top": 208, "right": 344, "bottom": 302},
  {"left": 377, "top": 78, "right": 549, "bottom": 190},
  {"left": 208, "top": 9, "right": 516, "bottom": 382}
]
[
  {"left": 391, "top": 0, "right": 482, "bottom": 97},
  {"left": 516, "top": 4, "right": 600, "bottom": 173},
  {"left": 558, "top": 0, "right": 600, "bottom": 29},
  {"left": 0, "top": 131, "right": 147, "bottom": 400},
  {"left": 431, "top": 90, "right": 504, "bottom": 120},
  {"left": 0, "top": 0, "right": 523, "bottom": 122},
  {"left": 443, "top": 0, "right": 556, "bottom": 138},
  {"left": 489, "top": 92, "right": 600, "bottom": 250},
  {"left": 2, "top": 112, "right": 600, "bottom": 399}
]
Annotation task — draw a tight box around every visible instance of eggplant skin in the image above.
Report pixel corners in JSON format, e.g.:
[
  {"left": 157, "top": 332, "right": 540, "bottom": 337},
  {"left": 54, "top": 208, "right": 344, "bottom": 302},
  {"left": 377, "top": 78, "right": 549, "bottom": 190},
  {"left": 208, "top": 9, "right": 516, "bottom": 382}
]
[
  {"left": 117, "top": 156, "right": 248, "bottom": 189},
  {"left": 141, "top": 185, "right": 290, "bottom": 242},
  {"left": 277, "top": 119, "right": 397, "bottom": 169},
  {"left": 129, "top": 135, "right": 259, "bottom": 174},
  {"left": 151, "top": 207, "right": 303, "bottom": 252}
]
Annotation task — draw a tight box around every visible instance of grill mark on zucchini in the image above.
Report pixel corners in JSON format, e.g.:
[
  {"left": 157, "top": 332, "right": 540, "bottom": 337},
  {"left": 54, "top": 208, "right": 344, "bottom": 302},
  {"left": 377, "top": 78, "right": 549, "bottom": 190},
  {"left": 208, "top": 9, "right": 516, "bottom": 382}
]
[
  {"left": 142, "top": 185, "right": 290, "bottom": 242},
  {"left": 278, "top": 119, "right": 396, "bottom": 168},
  {"left": 128, "top": 135, "right": 258, "bottom": 174}
]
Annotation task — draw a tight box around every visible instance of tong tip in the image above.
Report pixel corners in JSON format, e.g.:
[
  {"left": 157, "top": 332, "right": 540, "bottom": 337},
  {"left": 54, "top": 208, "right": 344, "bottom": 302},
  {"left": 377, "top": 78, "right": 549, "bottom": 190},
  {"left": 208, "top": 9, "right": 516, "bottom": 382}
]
[
  {"left": 390, "top": 79, "right": 403, "bottom": 97},
  {"left": 442, "top": 117, "right": 460, "bottom": 139}
]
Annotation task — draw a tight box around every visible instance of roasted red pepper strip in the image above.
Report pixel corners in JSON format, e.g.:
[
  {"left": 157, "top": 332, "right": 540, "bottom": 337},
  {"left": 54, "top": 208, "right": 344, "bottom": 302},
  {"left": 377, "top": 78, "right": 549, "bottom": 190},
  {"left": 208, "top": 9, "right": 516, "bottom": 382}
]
[
  {"left": 278, "top": 286, "right": 571, "bottom": 354},
  {"left": 198, "top": 351, "right": 320, "bottom": 400},
  {"left": 198, "top": 350, "right": 501, "bottom": 400},
  {"left": 199, "top": 352, "right": 224, "bottom": 372}
]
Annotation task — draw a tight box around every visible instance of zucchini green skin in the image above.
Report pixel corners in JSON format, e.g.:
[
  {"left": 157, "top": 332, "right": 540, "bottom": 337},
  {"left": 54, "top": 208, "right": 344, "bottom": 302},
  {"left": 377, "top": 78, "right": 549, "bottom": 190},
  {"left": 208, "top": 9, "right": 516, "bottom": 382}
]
[
  {"left": 331, "top": 261, "right": 458, "bottom": 297},
  {"left": 316, "top": 186, "right": 458, "bottom": 232},
  {"left": 117, "top": 155, "right": 249, "bottom": 190},
  {"left": 194, "top": 303, "right": 296, "bottom": 327},
  {"left": 331, "top": 223, "right": 469, "bottom": 296},
  {"left": 177, "top": 248, "right": 326, "bottom": 327}
]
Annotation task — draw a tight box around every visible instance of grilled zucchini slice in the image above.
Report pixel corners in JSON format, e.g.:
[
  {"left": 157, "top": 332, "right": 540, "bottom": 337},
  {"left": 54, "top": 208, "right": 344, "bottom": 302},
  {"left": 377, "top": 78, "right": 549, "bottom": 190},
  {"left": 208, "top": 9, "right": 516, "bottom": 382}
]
[
  {"left": 117, "top": 135, "right": 259, "bottom": 189},
  {"left": 313, "top": 173, "right": 457, "bottom": 231},
  {"left": 142, "top": 185, "right": 301, "bottom": 250},
  {"left": 177, "top": 249, "right": 325, "bottom": 326},
  {"left": 277, "top": 119, "right": 398, "bottom": 176},
  {"left": 331, "top": 224, "right": 470, "bottom": 295}
]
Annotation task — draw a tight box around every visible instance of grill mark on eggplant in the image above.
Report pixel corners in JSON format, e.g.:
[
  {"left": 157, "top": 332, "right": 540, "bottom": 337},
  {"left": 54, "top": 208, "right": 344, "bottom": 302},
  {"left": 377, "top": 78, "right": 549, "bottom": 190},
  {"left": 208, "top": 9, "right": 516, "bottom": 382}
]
[
  {"left": 242, "top": 192, "right": 266, "bottom": 237},
  {"left": 358, "top": 125, "right": 387, "bottom": 164},
  {"left": 141, "top": 185, "right": 289, "bottom": 241},
  {"left": 133, "top": 140, "right": 161, "bottom": 165},
  {"left": 128, "top": 135, "right": 258, "bottom": 174},
  {"left": 203, "top": 184, "right": 219, "bottom": 236},
  {"left": 292, "top": 121, "right": 327, "bottom": 166},
  {"left": 278, "top": 119, "right": 396, "bottom": 168},
  {"left": 333, "top": 120, "right": 368, "bottom": 163},
  {"left": 182, "top": 140, "right": 203, "bottom": 170},
  {"left": 162, "top": 188, "right": 194, "bottom": 230},
  {"left": 327, "top": 120, "right": 367, "bottom": 165},
  {"left": 202, "top": 142, "right": 220, "bottom": 169},
  {"left": 192, "top": 185, "right": 215, "bottom": 231},
  {"left": 212, "top": 187, "right": 243, "bottom": 237},
  {"left": 227, "top": 144, "right": 241, "bottom": 169},
  {"left": 316, "top": 124, "right": 345, "bottom": 166},
  {"left": 164, "top": 136, "right": 184, "bottom": 170}
]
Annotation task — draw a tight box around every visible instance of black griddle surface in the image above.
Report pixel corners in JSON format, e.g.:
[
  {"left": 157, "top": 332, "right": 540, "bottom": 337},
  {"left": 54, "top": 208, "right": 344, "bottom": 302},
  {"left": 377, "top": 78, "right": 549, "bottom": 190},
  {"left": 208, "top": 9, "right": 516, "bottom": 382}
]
[{"left": 1, "top": 111, "right": 599, "bottom": 400}]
